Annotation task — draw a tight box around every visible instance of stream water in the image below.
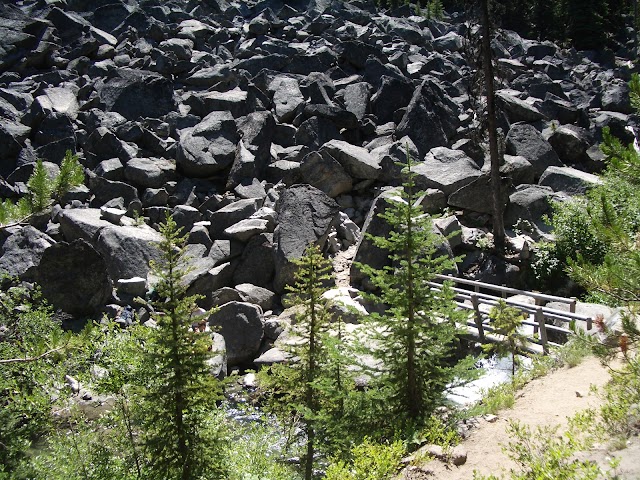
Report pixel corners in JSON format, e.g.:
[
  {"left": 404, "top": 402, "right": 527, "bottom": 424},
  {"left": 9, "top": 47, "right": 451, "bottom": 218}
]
[{"left": 447, "top": 354, "right": 532, "bottom": 406}]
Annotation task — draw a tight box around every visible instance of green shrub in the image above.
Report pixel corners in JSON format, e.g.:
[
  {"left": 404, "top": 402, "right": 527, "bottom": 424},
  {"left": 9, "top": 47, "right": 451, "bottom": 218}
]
[
  {"left": 324, "top": 438, "right": 404, "bottom": 480},
  {"left": 473, "top": 414, "right": 617, "bottom": 480}
]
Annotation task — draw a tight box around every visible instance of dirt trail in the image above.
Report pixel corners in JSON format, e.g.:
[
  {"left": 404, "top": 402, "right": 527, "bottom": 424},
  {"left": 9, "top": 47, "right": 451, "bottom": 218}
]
[{"left": 406, "top": 357, "right": 613, "bottom": 479}]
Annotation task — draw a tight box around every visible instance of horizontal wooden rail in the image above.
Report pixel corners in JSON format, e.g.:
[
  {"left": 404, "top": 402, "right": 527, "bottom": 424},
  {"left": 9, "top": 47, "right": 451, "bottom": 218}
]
[
  {"left": 433, "top": 275, "right": 594, "bottom": 355},
  {"left": 434, "top": 274, "right": 577, "bottom": 312}
]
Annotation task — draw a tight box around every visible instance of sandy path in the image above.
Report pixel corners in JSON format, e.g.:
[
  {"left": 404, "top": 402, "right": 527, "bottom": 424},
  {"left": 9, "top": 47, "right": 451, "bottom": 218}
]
[{"left": 410, "top": 356, "right": 612, "bottom": 479}]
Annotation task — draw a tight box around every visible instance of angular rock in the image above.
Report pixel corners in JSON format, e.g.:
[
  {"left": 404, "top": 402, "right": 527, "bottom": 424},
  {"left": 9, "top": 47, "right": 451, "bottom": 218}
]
[
  {"left": 433, "top": 31, "right": 464, "bottom": 52},
  {"left": 273, "top": 185, "right": 339, "bottom": 293},
  {"left": 36, "top": 239, "right": 111, "bottom": 315},
  {"left": 96, "top": 68, "right": 176, "bottom": 121},
  {"left": 295, "top": 115, "right": 343, "bottom": 151},
  {"left": 300, "top": 151, "right": 353, "bottom": 197},
  {"left": 95, "top": 225, "right": 162, "bottom": 281},
  {"left": 538, "top": 166, "right": 602, "bottom": 195},
  {"left": 223, "top": 218, "right": 270, "bottom": 242},
  {"left": 500, "top": 154, "right": 534, "bottom": 186},
  {"left": 235, "top": 283, "right": 276, "bottom": 311},
  {"left": 320, "top": 140, "right": 381, "bottom": 180},
  {"left": 176, "top": 111, "right": 239, "bottom": 177},
  {"left": 496, "top": 90, "right": 545, "bottom": 123},
  {"left": 208, "top": 198, "right": 261, "bottom": 238},
  {"left": 124, "top": 157, "right": 176, "bottom": 189},
  {"left": 0, "top": 226, "right": 54, "bottom": 280},
  {"left": 448, "top": 175, "right": 509, "bottom": 215},
  {"left": 396, "top": 77, "right": 460, "bottom": 157},
  {"left": 547, "top": 125, "right": 591, "bottom": 164},
  {"left": 269, "top": 76, "right": 304, "bottom": 123},
  {"left": 0, "top": 120, "right": 31, "bottom": 177},
  {"left": 232, "top": 233, "right": 275, "bottom": 288},
  {"left": 412, "top": 147, "right": 482, "bottom": 195},
  {"left": 208, "top": 301, "right": 264, "bottom": 366},
  {"left": 506, "top": 123, "right": 563, "bottom": 179},
  {"left": 87, "top": 173, "right": 139, "bottom": 207},
  {"left": 504, "top": 184, "right": 556, "bottom": 228},
  {"left": 342, "top": 82, "right": 370, "bottom": 121},
  {"left": 59, "top": 208, "right": 113, "bottom": 242}
]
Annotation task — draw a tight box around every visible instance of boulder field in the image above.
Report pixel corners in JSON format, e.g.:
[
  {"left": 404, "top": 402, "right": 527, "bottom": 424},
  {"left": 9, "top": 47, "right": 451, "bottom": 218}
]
[{"left": 0, "top": 0, "right": 634, "bottom": 368}]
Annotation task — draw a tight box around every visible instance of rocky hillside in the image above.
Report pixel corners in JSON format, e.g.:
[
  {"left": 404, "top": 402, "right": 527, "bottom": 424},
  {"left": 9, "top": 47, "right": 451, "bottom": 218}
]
[{"left": 0, "top": 0, "right": 636, "bottom": 368}]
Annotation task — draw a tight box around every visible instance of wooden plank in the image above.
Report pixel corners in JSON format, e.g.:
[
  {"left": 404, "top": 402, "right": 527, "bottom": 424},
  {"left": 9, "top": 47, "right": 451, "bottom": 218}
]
[{"left": 434, "top": 274, "right": 577, "bottom": 306}]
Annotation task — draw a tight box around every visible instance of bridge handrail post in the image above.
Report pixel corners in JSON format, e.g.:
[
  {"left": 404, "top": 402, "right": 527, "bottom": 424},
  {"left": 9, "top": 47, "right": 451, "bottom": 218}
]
[
  {"left": 535, "top": 307, "right": 548, "bottom": 354},
  {"left": 470, "top": 293, "right": 484, "bottom": 340},
  {"left": 569, "top": 297, "right": 576, "bottom": 314}
]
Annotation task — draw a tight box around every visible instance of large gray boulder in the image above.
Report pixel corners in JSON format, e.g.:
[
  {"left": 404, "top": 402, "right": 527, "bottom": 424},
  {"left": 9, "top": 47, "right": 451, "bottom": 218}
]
[
  {"left": 176, "top": 111, "right": 240, "bottom": 177},
  {"left": 273, "top": 185, "right": 339, "bottom": 293},
  {"left": 412, "top": 147, "right": 482, "bottom": 195},
  {"left": 0, "top": 120, "right": 31, "bottom": 177},
  {"left": 96, "top": 69, "right": 176, "bottom": 121},
  {"left": 496, "top": 90, "right": 545, "bottom": 123},
  {"left": 269, "top": 76, "right": 304, "bottom": 123},
  {"left": 208, "top": 301, "right": 264, "bottom": 366},
  {"left": 124, "top": 157, "right": 177, "bottom": 189},
  {"left": 0, "top": 226, "right": 54, "bottom": 280},
  {"left": 504, "top": 184, "right": 556, "bottom": 228},
  {"left": 349, "top": 188, "right": 398, "bottom": 289},
  {"left": 538, "top": 166, "right": 602, "bottom": 195},
  {"left": 232, "top": 233, "right": 275, "bottom": 288},
  {"left": 208, "top": 198, "right": 261, "bottom": 239},
  {"left": 447, "top": 175, "right": 509, "bottom": 215},
  {"left": 59, "top": 208, "right": 113, "bottom": 242},
  {"left": 36, "top": 240, "right": 111, "bottom": 315},
  {"left": 547, "top": 125, "right": 591, "bottom": 165},
  {"left": 506, "top": 123, "right": 562, "bottom": 179},
  {"left": 396, "top": 77, "right": 460, "bottom": 158},
  {"left": 320, "top": 140, "right": 381, "bottom": 180},
  {"left": 95, "top": 225, "right": 162, "bottom": 281},
  {"left": 299, "top": 151, "right": 353, "bottom": 197},
  {"left": 343, "top": 82, "right": 370, "bottom": 121},
  {"left": 235, "top": 283, "right": 276, "bottom": 311}
]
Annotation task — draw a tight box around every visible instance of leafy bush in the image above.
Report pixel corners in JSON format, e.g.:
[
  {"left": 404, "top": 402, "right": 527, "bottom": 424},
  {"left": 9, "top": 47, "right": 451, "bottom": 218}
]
[
  {"left": 529, "top": 241, "right": 563, "bottom": 290},
  {"left": 324, "top": 438, "right": 404, "bottom": 480},
  {"left": 473, "top": 415, "right": 617, "bottom": 480}
]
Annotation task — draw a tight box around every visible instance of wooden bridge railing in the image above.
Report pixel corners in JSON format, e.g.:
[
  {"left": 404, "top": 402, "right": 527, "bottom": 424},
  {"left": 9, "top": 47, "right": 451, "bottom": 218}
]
[{"left": 430, "top": 275, "right": 594, "bottom": 354}]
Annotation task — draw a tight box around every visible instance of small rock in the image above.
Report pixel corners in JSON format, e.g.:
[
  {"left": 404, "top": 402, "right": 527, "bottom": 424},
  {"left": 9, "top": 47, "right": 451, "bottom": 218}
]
[{"left": 65, "top": 375, "right": 80, "bottom": 394}]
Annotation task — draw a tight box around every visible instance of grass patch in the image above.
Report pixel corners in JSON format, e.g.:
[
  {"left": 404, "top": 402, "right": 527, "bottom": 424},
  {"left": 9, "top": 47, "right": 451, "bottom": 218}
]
[{"left": 465, "top": 340, "right": 591, "bottom": 418}]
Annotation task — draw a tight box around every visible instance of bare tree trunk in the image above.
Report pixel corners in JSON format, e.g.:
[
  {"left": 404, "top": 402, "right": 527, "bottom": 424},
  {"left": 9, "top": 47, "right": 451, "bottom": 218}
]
[
  {"left": 635, "top": 0, "right": 639, "bottom": 59},
  {"left": 480, "top": 0, "right": 506, "bottom": 253}
]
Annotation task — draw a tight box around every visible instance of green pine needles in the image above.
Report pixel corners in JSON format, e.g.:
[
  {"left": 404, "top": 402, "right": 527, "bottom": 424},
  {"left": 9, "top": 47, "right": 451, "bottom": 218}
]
[
  {"left": 259, "top": 244, "right": 353, "bottom": 479},
  {"left": 356, "top": 155, "right": 471, "bottom": 430},
  {"left": 0, "top": 150, "right": 84, "bottom": 227},
  {"left": 141, "top": 213, "right": 226, "bottom": 480},
  {"left": 483, "top": 300, "right": 529, "bottom": 377}
]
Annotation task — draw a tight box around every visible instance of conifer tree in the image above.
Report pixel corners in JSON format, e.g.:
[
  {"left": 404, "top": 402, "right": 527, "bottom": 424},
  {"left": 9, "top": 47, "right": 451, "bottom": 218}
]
[
  {"left": 356, "top": 157, "right": 471, "bottom": 430},
  {"left": 0, "top": 150, "right": 84, "bottom": 227},
  {"left": 483, "top": 300, "right": 529, "bottom": 376},
  {"left": 259, "top": 244, "right": 349, "bottom": 479},
  {"left": 140, "top": 214, "right": 226, "bottom": 480}
]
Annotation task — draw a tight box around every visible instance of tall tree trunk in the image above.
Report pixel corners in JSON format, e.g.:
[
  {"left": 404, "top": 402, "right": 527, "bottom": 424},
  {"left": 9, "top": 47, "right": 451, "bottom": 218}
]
[
  {"left": 635, "top": 0, "right": 639, "bottom": 59},
  {"left": 480, "top": 0, "right": 506, "bottom": 253},
  {"left": 305, "top": 266, "right": 317, "bottom": 480}
]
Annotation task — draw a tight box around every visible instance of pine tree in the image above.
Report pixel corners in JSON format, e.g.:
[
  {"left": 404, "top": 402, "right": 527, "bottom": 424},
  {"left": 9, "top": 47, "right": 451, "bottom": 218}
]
[
  {"left": 356, "top": 157, "right": 471, "bottom": 430},
  {"left": 483, "top": 300, "right": 529, "bottom": 376},
  {"left": 140, "top": 214, "right": 226, "bottom": 480},
  {"left": 259, "top": 244, "right": 350, "bottom": 479},
  {"left": 0, "top": 150, "right": 84, "bottom": 227}
]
